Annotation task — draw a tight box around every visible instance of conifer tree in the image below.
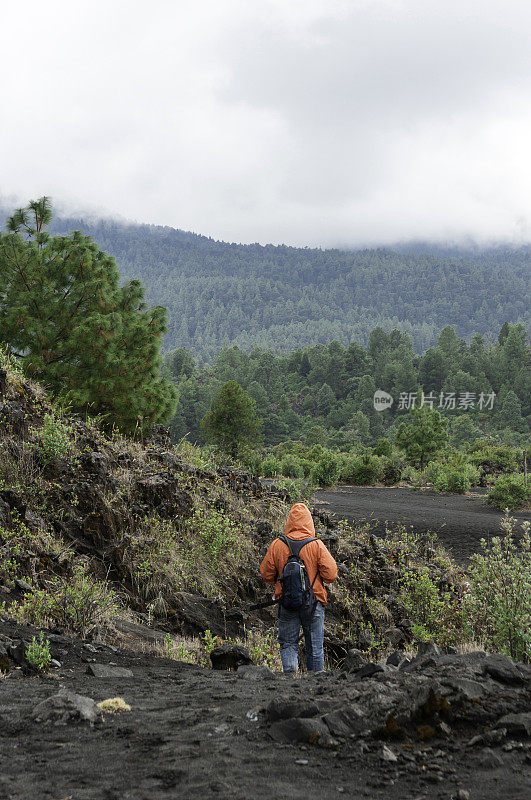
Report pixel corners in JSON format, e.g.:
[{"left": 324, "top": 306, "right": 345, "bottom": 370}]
[
  {"left": 395, "top": 406, "right": 448, "bottom": 468},
  {"left": 0, "top": 198, "right": 176, "bottom": 433},
  {"left": 201, "top": 380, "right": 261, "bottom": 457}
]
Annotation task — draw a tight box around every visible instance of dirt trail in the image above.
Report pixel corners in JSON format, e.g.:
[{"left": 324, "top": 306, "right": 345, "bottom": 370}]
[
  {"left": 1, "top": 618, "right": 530, "bottom": 800},
  {"left": 312, "top": 486, "right": 531, "bottom": 562}
]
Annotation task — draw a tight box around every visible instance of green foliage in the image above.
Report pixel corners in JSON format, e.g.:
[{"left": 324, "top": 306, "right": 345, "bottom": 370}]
[
  {"left": 310, "top": 452, "right": 340, "bottom": 487},
  {"left": 276, "top": 478, "right": 313, "bottom": 505},
  {"left": 167, "top": 322, "right": 528, "bottom": 451},
  {"left": 279, "top": 454, "right": 303, "bottom": 478},
  {"left": 430, "top": 459, "right": 481, "bottom": 494},
  {"left": 12, "top": 566, "right": 117, "bottom": 637},
  {"left": 487, "top": 474, "right": 531, "bottom": 510},
  {"left": 0, "top": 198, "right": 176, "bottom": 434},
  {"left": 341, "top": 452, "right": 382, "bottom": 485},
  {"left": 201, "top": 381, "right": 262, "bottom": 458},
  {"left": 397, "top": 567, "right": 466, "bottom": 646},
  {"left": 373, "top": 438, "right": 392, "bottom": 457},
  {"left": 469, "top": 443, "right": 519, "bottom": 474},
  {"left": 35, "top": 413, "right": 73, "bottom": 463},
  {"left": 395, "top": 407, "right": 448, "bottom": 468},
  {"left": 187, "top": 508, "right": 239, "bottom": 560},
  {"left": 261, "top": 457, "right": 282, "bottom": 477},
  {"left": 465, "top": 516, "right": 530, "bottom": 661},
  {"left": 25, "top": 631, "right": 52, "bottom": 672}
]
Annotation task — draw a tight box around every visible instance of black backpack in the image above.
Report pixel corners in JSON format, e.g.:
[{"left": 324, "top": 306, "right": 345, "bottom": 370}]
[{"left": 278, "top": 535, "right": 319, "bottom": 622}]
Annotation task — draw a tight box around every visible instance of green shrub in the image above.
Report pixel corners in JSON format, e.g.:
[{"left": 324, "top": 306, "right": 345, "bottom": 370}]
[
  {"left": 465, "top": 516, "right": 530, "bottom": 662},
  {"left": 380, "top": 456, "right": 403, "bottom": 486},
  {"left": 25, "top": 631, "right": 52, "bottom": 671},
  {"left": 276, "top": 478, "right": 313, "bottom": 504},
  {"left": 373, "top": 438, "right": 392, "bottom": 457},
  {"left": 35, "top": 413, "right": 73, "bottom": 463},
  {"left": 261, "top": 457, "right": 282, "bottom": 477},
  {"left": 310, "top": 452, "right": 340, "bottom": 487},
  {"left": 487, "top": 474, "right": 530, "bottom": 510},
  {"left": 341, "top": 452, "right": 382, "bottom": 486},
  {"left": 280, "top": 455, "right": 303, "bottom": 478},
  {"left": 469, "top": 444, "right": 519, "bottom": 475},
  {"left": 430, "top": 461, "right": 481, "bottom": 494},
  {"left": 13, "top": 566, "right": 117, "bottom": 637},
  {"left": 298, "top": 459, "right": 314, "bottom": 479},
  {"left": 397, "top": 567, "right": 466, "bottom": 646},
  {"left": 188, "top": 507, "right": 239, "bottom": 560}
]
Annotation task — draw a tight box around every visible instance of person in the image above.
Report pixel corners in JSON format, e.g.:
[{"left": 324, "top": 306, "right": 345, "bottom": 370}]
[{"left": 259, "top": 502, "right": 338, "bottom": 673}]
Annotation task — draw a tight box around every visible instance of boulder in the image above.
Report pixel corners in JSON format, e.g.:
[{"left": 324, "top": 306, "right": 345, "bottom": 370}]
[
  {"left": 79, "top": 452, "right": 109, "bottom": 479},
  {"left": 383, "top": 627, "right": 407, "bottom": 648},
  {"left": 321, "top": 705, "right": 366, "bottom": 737},
  {"left": 87, "top": 663, "right": 134, "bottom": 678},
  {"left": 443, "top": 677, "right": 486, "bottom": 700},
  {"left": 32, "top": 689, "right": 102, "bottom": 725},
  {"left": 355, "top": 662, "right": 384, "bottom": 680},
  {"left": 268, "top": 717, "right": 337, "bottom": 747},
  {"left": 494, "top": 712, "right": 531, "bottom": 737},
  {"left": 0, "top": 642, "right": 11, "bottom": 672},
  {"left": 266, "top": 697, "right": 320, "bottom": 722},
  {"left": 476, "top": 748, "right": 504, "bottom": 769},
  {"left": 210, "top": 644, "right": 252, "bottom": 671},
  {"left": 144, "top": 424, "right": 171, "bottom": 448},
  {"left": 255, "top": 521, "right": 273, "bottom": 537},
  {"left": 483, "top": 654, "right": 525, "bottom": 685},
  {"left": 343, "top": 648, "right": 367, "bottom": 673}
]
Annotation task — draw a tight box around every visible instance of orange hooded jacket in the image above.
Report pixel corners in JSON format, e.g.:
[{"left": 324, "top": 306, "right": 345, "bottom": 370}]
[{"left": 259, "top": 503, "right": 338, "bottom": 605}]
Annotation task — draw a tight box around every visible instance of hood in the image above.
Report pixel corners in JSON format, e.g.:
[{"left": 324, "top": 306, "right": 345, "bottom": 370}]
[{"left": 284, "top": 503, "right": 315, "bottom": 539}]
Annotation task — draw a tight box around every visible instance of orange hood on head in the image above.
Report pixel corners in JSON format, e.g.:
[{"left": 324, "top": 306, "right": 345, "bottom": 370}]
[{"left": 284, "top": 503, "right": 315, "bottom": 539}]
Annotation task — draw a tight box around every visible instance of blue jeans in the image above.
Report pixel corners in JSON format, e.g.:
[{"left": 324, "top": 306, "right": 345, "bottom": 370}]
[{"left": 278, "top": 601, "right": 325, "bottom": 672}]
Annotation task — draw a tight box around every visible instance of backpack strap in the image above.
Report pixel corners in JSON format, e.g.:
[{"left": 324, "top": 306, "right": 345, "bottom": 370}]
[
  {"left": 278, "top": 535, "right": 320, "bottom": 590},
  {"left": 279, "top": 535, "right": 316, "bottom": 558}
]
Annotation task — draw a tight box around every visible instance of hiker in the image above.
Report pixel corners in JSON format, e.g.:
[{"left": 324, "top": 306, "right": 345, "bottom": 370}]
[{"left": 259, "top": 502, "right": 338, "bottom": 673}]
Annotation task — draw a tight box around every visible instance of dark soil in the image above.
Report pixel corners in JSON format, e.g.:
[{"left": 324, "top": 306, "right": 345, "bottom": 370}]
[
  {"left": 312, "top": 486, "right": 531, "bottom": 562},
  {"left": 1, "top": 618, "right": 530, "bottom": 800}
]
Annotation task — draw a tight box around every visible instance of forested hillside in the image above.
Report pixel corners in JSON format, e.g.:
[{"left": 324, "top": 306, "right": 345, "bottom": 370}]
[
  {"left": 165, "top": 323, "right": 530, "bottom": 449},
  {"left": 18, "top": 211, "right": 529, "bottom": 359}
]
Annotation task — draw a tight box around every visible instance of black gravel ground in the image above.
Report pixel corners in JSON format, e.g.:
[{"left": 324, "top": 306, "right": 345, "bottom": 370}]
[
  {"left": 1, "top": 618, "right": 530, "bottom": 800},
  {"left": 312, "top": 486, "right": 531, "bottom": 562}
]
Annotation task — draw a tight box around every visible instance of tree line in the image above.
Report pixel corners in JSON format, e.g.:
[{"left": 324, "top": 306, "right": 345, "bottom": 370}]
[{"left": 166, "top": 322, "right": 530, "bottom": 450}]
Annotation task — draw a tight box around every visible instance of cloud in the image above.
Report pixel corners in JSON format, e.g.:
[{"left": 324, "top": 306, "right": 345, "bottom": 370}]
[{"left": 0, "top": 0, "right": 530, "bottom": 246}]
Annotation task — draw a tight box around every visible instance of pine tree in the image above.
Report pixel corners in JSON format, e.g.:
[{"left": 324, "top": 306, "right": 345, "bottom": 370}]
[
  {"left": 201, "top": 380, "right": 262, "bottom": 457},
  {"left": 395, "top": 406, "right": 448, "bottom": 468},
  {"left": 0, "top": 198, "right": 176, "bottom": 433}
]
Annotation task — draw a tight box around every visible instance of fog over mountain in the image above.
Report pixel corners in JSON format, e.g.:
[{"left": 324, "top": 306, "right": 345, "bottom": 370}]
[{"left": 1, "top": 1, "right": 531, "bottom": 247}]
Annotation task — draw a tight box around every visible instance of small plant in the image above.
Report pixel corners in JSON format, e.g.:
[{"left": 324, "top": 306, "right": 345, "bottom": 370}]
[
  {"left": 97, "top": 697, "right": 131, "bottom": 714},
  {"left": 173, "top": 641, "right": 196, "bottom": 664},
  {"left": 13, "top": 566, "right": 117, "bottom": 637},
  {"left": 397, "top": 567, "right": 466, "bottom": 646},
  {"left": 25, "top": 631, "right": 52, "bottom": 672},
  {"left": 188, "top": 508, "right": 239, "bottom": 560},
  {"left": 465, "top": 515, "right": 530, "bottom": 662},
  {"left": 163, "top": 632, "right": 175, "bottom": 658},
  {"left": 487, "top": 473, "right": 530, "bottom": 511},
  {"left": 35, "top": 413, "right": 73, "bottom": 463}
]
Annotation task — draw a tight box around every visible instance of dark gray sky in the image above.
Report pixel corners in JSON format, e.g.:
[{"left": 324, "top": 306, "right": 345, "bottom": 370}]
[{"left": 1, "top": 0, "right": 530, "bottom": 246}]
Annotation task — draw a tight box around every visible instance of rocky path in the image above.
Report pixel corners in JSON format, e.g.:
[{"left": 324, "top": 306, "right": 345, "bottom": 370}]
[
  {"left": 1, "top": 619, "right": 529, "bottom": 800},
  {"left": 312, "top": 486, "right": 531, "bottom": 562}
]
